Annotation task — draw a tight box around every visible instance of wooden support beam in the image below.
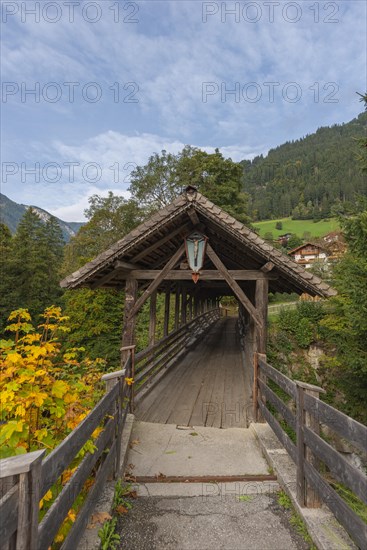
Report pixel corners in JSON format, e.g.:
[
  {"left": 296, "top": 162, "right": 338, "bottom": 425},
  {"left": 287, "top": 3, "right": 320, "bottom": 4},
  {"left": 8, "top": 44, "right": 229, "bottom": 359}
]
[
  {"left": 174, "top": 286, "right": 181, "bottom": 329},
  {"left": 121, "top": 277, "right": 138, "bottom": 365},
  {"left": 194, "top": 295, "right": 199, "bottom": 317},
  {"left": 187, "top": 207, "right": 200, "bottom": 226},
  {"left": 127, "top": 244, "right": 185, "bottom": 321},
  {"left": 261, "top": 261, "right": 275, "bottom": 273},
  {"left": 114, "top": 260, "right": 141, "bottom": 270},
  {"left": 255, "top": 278, "right": 269, "bottom": 354},
  {"left": 90, "top": 268, "right": 121, "bottom": 289},
  {"left": 206, "top": 244, "right": 262, "bottom": 329},
  {"left": 149, "top": 291, "right": 157, "bottom": 347},
  {"left": 163, "top": 284, "right": 170, "bottom": 337},
  {"left": 187, "top": 294, "right": 193, "bottom": 321},
  {"left": 181, "top": 289, "right": 187, "bottom": 325},
  {"left": 131, "top": 223, "right": 191, "bottom": 263},
  {"left": 124, "top": 270, "right": 277, "bottom": 281}
]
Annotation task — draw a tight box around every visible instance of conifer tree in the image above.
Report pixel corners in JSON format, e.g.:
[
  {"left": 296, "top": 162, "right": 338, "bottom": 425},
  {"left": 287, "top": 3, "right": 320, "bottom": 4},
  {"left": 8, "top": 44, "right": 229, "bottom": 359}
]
[
  {"left": 0, "top": 224, "right": 13, "bottom": 331},
  {"left": 1, "top": 209, "right": 64, "bottom": 326},
  {"left": 320, "top": 94, "right": 367, "bottom": 421}
]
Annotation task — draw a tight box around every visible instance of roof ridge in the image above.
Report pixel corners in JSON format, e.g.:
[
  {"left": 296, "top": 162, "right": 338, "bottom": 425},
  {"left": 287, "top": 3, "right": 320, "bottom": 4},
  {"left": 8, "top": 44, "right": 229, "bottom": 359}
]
[
  {"left": 191, "top": 192, "right": 335, "bottom": 296},
  {"left": 60, "top": 189, "right": 336, "bottom": 298},
  {"left": 60, "top": 194, "right": 189, "bottom": 287}
]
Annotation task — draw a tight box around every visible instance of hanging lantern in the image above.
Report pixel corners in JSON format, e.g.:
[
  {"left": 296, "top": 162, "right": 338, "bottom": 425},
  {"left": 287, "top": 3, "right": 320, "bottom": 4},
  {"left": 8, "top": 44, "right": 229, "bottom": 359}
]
[{"left": 184, "top": 231, "right": 208, "bottom": 283}]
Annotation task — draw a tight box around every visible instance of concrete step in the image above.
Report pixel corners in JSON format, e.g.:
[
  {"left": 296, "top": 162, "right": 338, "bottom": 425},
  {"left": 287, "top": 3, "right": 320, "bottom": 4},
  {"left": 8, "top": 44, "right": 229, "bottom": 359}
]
[
  {"left": 126, "top": 421, "right": 270, "bottom": 479},
  {"left": 133, "top": 480, "right": 280, "bottom": 498}
]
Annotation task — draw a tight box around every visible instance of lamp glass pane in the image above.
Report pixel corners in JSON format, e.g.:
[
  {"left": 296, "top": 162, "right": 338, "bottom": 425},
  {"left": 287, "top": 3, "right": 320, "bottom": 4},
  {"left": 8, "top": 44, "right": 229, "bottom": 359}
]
[{"left": 185, "top": 232, "right": 206, "bottom": 272}]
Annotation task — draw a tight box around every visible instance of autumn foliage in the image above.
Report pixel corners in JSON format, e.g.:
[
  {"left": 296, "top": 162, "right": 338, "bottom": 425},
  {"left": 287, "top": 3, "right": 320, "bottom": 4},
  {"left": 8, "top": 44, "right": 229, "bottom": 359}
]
[{"left": 0, "top": 306, "right": 105, "bottom": 459}]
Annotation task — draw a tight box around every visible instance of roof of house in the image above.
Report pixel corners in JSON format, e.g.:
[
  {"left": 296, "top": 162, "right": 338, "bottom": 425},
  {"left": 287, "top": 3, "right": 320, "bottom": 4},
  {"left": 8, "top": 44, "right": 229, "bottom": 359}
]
[
  {"left": 288, "top": 242, "right": 328, "bottom": 255},
  {"left": 60, "top": 188, "right": 336, "bottom": 298}
]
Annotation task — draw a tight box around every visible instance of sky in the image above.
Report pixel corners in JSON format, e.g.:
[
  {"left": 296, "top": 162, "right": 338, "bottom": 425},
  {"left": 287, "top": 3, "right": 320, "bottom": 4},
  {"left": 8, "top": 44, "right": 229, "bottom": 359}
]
[{"left": 1, "top": 0, "right": 366, "bottom": 221}]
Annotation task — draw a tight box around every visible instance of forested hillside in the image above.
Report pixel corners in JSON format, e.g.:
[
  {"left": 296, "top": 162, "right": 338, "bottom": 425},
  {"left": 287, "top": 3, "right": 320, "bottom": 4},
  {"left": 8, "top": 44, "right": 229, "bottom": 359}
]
[
  {"left": 0, "top": 193, "right": 83, "bottom": 242},
  {"left": 241, "top": 112, "right": 367, "bottom": 220}
]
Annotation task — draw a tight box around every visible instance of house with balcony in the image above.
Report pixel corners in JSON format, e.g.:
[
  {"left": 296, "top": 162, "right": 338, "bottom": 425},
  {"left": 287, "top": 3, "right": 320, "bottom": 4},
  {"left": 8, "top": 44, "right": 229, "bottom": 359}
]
[{"left": 288, "top": 242, "right": 329, "bottom": 269}]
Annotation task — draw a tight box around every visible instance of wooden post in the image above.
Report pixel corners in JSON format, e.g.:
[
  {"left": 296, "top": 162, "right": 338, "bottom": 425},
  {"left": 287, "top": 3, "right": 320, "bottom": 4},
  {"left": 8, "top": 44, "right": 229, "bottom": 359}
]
[
  {"left": 101, "top": 355, "right": 134, "bottom": 474},
  {"left": 130, "top": 345, "right": 136, "bottom": 413},
  {"left": 163, "top": 284, "right": 170, "bottom": 337},
  {"left": 181, "top": 289, "right": 187, "bottom": 325},
  {"left": 121, "top": 277, "right": 138, "bottom": 366},
  {"left": 0, "top": 450, "right": 45, "bottom": 550},
  {"left": 175, "top": 286, "right": 180, "bottom": 330},
  {"left": 296, "top": 381, "right": 325, "bottom": 508},
  {"left": 255, "top": 278, "right": 269, "bottom": 354},
  {"left": 103, "top": 371, "right": 118, "bottom": 477},
  {"left": 188, "top": 294, "right": 193, "bottom": 321},
  {"left": 194, "top": 295, "right": 199, "bottom": 317},
  {"left": 149, "top": 291, "right": 157, "bottom": 347},
  {"left": 255, "top": 352, "right": 267, "bottom": 423},
  {"left": 252, "top": 352, "right": 259, "bottom": 422}
]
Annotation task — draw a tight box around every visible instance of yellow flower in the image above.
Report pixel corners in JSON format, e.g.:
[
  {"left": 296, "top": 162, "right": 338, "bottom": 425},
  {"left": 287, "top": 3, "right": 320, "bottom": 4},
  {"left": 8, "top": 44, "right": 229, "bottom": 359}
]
[
  {"left": 125, "top": 377, "right": 134, "bottom": 386},
  {"left": 39, "top": 489, "right": 52, "bottom": 509},
  {"left": 67, "top": 510, "right": 76, "bottom": 522},
  {"left": 15, "top": 404, "right": 26, "bottom": 417}
]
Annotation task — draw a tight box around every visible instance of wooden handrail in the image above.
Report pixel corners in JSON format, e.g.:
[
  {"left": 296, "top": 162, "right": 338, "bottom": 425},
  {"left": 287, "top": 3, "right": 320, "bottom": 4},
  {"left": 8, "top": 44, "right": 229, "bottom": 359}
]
[
  {"left": 254, "top": 352, "right": 367, "bottom": 549},
  {"left": 0, "top": 313, "right": 220, "bottom": 549},
  {"left": 134, "top": 308, "right": 220, "bottom": 400},
  {"left": 135, "top": 309, "right": 219, "bottom": 363},
  {"left": 303, "top": 392, "right": 367, "bottom": 453},
  {"left": 0, "top": 314, "right": 220, "bottom": 549},
  {"left": 0, "top": 353, "right": 134, "bottom": 550}
]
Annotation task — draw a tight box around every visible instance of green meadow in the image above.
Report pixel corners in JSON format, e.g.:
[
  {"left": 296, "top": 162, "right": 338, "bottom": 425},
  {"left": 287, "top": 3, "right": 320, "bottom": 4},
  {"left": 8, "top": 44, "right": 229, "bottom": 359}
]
[{"left": 254, "top": 218, "right": 340, "bottom": 239}]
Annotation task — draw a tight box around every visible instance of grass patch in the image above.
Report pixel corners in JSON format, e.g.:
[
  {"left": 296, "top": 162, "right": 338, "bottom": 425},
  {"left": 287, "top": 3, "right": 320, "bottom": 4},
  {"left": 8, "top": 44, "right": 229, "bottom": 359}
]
[
  {"left": 329, "top": 481, "right": 367, "bottom": 524},
  {"left": 98, "top": 517, "right": 120, "bottom": 550},
  {"left": 277, "top": 491, "right": 316, "bottom": 549},
  {"left": 254, "top": 217, "right": 339, "bottom": 239},
  {"left": 238, "top": 495, "right": 253, "bottom": 502}
]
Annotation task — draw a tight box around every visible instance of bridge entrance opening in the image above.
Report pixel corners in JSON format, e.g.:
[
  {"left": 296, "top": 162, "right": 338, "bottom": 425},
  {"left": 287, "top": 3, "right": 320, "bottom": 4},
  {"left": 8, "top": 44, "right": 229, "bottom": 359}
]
[{"left": 135, "top": 317, "right": 249, "bottom": 428}]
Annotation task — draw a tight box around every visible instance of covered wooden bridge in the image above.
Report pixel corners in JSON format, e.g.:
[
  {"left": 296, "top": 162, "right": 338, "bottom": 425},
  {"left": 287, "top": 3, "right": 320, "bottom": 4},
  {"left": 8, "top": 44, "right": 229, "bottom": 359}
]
[
  {"left": 5, "top": 188, "right": 367, "bottom": 550},
  {"left": 61, "top": 186, "right": 335, "bottom": 428}
]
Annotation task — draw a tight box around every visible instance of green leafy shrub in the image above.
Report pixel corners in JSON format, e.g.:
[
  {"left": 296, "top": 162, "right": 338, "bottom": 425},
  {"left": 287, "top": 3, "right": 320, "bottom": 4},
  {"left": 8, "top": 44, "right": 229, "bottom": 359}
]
[{"left": 295, "top": 317, "right": 314, "bottom": 348}]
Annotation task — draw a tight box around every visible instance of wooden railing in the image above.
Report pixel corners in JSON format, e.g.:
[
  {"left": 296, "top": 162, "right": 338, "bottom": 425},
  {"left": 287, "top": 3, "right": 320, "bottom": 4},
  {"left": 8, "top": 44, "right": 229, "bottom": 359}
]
[
  {"left": 134, "top": 308, "right": 220, "bottom": 405},
  {"left": 0, "top": 310, "right": 220, "bottom": 549},
  {"left": 0, "top": 350, "right": 134, "bottom": 550},
  {"left": 253, "top": 353, "right": 367, "bottom": 549}
]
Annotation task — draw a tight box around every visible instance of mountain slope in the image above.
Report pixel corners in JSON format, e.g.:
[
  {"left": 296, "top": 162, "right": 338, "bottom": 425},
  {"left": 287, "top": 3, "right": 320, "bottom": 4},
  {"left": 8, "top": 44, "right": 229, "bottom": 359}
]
[
  {"left": 0, "top": 194, "right": 84, "bottom": 242},
  {"left": 241, "top": 111, "right": 367, "bottom": 220}
]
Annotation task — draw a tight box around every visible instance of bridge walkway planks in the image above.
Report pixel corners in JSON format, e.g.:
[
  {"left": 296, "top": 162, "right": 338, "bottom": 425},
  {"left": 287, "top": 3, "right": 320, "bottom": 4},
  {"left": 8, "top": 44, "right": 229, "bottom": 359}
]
[{"left": 135, "top": 317, "right": 248, "bottom": 428}]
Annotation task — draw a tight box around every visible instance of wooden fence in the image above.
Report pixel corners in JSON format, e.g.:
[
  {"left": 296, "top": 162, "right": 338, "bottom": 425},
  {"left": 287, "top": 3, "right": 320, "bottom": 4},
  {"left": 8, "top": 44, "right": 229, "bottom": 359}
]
[
  {"left": 253, "top": 352, "right": 367, "bottom": 549},
  {"left": 0, "top": 309, "right": 220, "bottom": 550},
  {"left": 0, "top": 350, "right": 134, "bottom": 550}
]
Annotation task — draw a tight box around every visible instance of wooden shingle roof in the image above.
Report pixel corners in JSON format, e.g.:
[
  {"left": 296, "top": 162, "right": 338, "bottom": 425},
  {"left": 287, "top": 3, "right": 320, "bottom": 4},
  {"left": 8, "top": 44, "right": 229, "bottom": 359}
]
[{"left": 60, "top": 188, "right": 336, "bottom": 298}]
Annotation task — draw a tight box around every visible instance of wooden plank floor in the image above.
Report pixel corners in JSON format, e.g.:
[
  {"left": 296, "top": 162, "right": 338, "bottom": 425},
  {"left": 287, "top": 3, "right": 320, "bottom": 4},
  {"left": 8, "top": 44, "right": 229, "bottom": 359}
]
[{"left": 135, "top": 317, "right": 248, "bottom": 428}]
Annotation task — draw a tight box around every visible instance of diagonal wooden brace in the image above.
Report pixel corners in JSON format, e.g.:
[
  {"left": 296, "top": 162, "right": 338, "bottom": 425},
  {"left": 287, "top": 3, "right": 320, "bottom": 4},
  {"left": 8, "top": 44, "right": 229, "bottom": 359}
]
[{"left": 206, "top": 243, "right": 262, "bottom": 329}]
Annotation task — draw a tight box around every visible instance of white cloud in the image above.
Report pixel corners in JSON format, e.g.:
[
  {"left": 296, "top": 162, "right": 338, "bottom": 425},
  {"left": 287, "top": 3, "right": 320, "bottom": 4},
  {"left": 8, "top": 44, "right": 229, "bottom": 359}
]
[
  {"left": 48, "top": 186, "right": 130, "bottom": 222},
  {"left": 21, "top": 131, "right": 264, "bottom": 220},
  {"left": 2, "top": 0, "right": 366, "bottom": 220}
]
